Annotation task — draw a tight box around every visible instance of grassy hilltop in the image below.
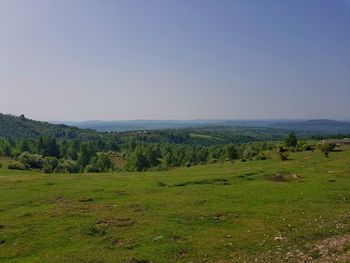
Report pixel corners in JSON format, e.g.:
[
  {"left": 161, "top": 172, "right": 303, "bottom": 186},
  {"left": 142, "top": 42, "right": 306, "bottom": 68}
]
[{"left": 0, "top": 146, "right": 349, "bottom": 262}]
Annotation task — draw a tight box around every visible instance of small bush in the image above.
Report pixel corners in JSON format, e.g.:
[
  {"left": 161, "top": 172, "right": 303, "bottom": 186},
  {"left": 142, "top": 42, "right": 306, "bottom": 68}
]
[
  {"left": 8, "top": 161, "right": 27, "bottom": 170},
  {"left": 278, "top": 151, "right": 288, "bottom": 161},
  {"left": 42, "top": 164, "right": 54, "bottom": 173},
  {"left": 302, "top": 144, "right": 313, "bottom": 151},
  {"left": 208, "top": 158, "right": 218, "bottom": 164},
  {"left": 277, "top": 146, "right": 287, "bottom": 153},
  {"left": 254, "top": 153, "right": 267, "bottom": 161},
  {"left": 318, "top": 142, "right": 336, "bottom": 158},
  {"left": 18, "top": 152, "right": 43, "bottom": 169},
  {"left": 86, "top": 226, "right": 106, "bottom": 237},
  {"left": 242, "top": 147, "right": 258, "bottom": 160},
  {"left": 55, "top": 160, "right": 80, "bottom": 173},
  {"left": 85, "top": 164, "right": 101, "bottom": 173},
  {"left": 42, "top": 157, "right": 59, "bottom": 173}
]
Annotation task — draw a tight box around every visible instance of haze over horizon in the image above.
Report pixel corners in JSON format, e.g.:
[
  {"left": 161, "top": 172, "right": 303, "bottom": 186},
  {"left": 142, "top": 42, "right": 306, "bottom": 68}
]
[{"left": 1, "top": 0, "right": 349, "bottom": 121}]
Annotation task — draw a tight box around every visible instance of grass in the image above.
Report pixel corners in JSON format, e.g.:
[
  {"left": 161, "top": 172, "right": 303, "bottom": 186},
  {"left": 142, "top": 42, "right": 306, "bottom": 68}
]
[
  {"left": 0, "top": 157, "right": 12, "bottom": 169},
  {"left": 0, "top": 147, "right": 349, "bottom": 262},
  {"left": 189, "top": 133, "right": 222, "bottom": 141}
]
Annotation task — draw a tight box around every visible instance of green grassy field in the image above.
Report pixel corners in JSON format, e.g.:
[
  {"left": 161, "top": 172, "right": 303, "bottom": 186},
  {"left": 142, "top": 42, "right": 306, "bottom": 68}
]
[{"left": 0, "top": 147, "right": 349, "bottom": 262}]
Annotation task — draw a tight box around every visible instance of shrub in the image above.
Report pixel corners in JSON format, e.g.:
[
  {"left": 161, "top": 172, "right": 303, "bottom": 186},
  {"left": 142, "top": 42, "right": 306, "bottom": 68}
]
[
  {"left": 55, "top": 160, "right": 80, "bottom": 173},
  {"left": 8, "top": 161, "right": 27, "bottom": 170},
  {"left": 277, "top": 146, "right": 287, "bottom": 153},
  {"left": 208, "top": 158, "right": 218, "bottom": 164},
  {"left": 302, "top": 144, "right": 313, "bottom": 151},
  {"left": 42, "top": 163, "right": 54, "bottom": 173},
  {"left": 318, "top": 142, "right": 336, "bottom": 158},
  {"left": 242, "top": 147, "right": 258, "bottom": 160},
  {"left": 277, "top": 151, "right": 288, "bottom": 161},
  {"left": 85, "top": 164, "right": 101, "bottom": 173},
  {"left": 285, "top": 132, "right": 298, "bottom": 147},
  {"left": 18, "top": 152, "right": 43, "bottom": 169},
  {"left": 96, "top": 153, "right": 112, "bottom": 171},
  {"left": 42, "top": 157, "right": 59, "bottom": 173},
  {"left": 254, "top": 153, "right": 267, "bottom": 161}
]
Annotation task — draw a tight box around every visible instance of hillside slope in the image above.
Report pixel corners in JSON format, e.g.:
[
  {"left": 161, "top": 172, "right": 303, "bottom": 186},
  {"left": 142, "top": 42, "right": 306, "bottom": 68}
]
[
  {"left": 0, "top": 146, "right": 349, "bottom": 262},
  {"left": 0, "top": 113, "right": 98, "bottom": 140}
]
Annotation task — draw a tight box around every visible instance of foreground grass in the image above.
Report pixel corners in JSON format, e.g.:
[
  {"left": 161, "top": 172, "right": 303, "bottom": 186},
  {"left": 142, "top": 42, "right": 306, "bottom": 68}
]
[{"left": 0, "top": 147, "right": 349, "bottom": 262}]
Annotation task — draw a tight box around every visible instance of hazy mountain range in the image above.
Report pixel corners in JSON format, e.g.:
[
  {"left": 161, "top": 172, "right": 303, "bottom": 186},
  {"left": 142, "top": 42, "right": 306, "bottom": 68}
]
[{"left": 55, "top": 119, "right": 350, "bottom": 134}]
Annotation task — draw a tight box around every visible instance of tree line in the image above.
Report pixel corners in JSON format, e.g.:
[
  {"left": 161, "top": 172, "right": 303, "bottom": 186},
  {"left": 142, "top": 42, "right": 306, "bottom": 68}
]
[{"left": 0, "top": 131, "right": 342, "bottom": 173}]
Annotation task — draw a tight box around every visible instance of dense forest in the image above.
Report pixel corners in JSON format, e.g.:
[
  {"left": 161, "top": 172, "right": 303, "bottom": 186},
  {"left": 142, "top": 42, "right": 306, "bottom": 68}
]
[{"left": 0, "top": 113, "right": 348, "bottom": 173}]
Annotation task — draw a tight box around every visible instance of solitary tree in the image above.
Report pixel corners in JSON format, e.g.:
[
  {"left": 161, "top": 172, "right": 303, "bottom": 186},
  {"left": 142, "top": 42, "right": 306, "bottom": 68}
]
[
  {"left": 318, "top": 142, "right": 336, "bottom": 158},
  {"left": 285, "top": 132, "right": 298, "bottom": 147},
  {"left": 225, "top": 144, "right": 238, "bottom": 160}
]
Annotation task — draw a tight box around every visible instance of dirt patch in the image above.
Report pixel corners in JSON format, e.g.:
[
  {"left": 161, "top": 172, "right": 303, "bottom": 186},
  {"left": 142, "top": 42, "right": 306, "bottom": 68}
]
[
  {"left": 214, "top": 213, "right": 227, "bottom": 221},
  {"left": 268, "top": 173, "right": 300, "bottom": 182},
  {"left": 115, "top": 190, "right": 128, "bottom": 196},
  {"left": 237, "top": 172, "right": 257, "bottom": 178},
  {"left": 292, "top": 234, "right": 350, "bottom": 262},
  {"left": 112, "top": 239, "right": 126, "bottom": 247},
  {"left": 128, "top": 204, "right": 145, "bottom": 212},
  {"left": 79, "top": 197, "right": 94, "bottom": 202},
  {"left": 174, "top": 178, "right": 230, "bottom": 187},
  {"left": 172, "top": 235, "right": 186, "bottom": 242},
  {"left": 111, "top": 238, "right": 134, "bottom": 248},
  {"left": 49, "top": 195, "right": 66, "bottom": 204},
  {"left": 96, "top": 217, "right": 134, "bottom": 227},
  {"left": 128, "top": 258, "right": 149, "bottom": 263}
]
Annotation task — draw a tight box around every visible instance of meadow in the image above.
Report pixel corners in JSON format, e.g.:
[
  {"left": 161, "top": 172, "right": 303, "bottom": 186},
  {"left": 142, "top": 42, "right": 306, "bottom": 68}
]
[{"left": 0, "top": 146, "right": 349, "bottom": 262}]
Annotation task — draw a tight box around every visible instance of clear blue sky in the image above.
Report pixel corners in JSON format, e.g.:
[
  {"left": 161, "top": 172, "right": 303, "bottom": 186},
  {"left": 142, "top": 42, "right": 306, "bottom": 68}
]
[{"left": 0, "top": 0, "right": 349, "bottom": 121}]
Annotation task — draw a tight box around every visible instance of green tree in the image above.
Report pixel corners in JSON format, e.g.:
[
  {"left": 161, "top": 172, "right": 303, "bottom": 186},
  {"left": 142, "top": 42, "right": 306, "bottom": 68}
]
[
  {"left": 318, "top": 142, "right": 336, "bottom": 158},
  {"left": 78, "top": 143, "right": 92, "bottom": 168},
  {"left": 97, "top": 153, "right": 113, "bottom": 171},
  {"left": 127, "top": 146, "right": 149, "bottom": 171},
  {"left": 225, "top": 144, "right": 238, "bottom": 160},
  {"left": 67, "top": 140, "right": 79, "bottom": 160},
  {"left": 1, "top": 140, "right": 12, "bottom": 157},
  {"left": 18, "top": 139, "right": 31, "bottom": 153},
  {"left": 285, "top": 132, "right": 298, "bottom": 147},
  {"left": 41, "top": 136, "right": 60, "bottom": 157}
]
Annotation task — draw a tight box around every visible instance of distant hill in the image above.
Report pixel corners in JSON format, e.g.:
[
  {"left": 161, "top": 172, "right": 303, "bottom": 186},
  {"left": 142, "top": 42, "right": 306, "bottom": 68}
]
[
  {"left": 0, "top": 113, "right": 99, "bottom": 140},
  {"left": 0, "top": 113, "right": 288, "bottom": 145},
  {"left": 2, "top": 113, "right": 349, "bottom": 144},
  {"left": 59, "top": 118, "right": 350, "bottom": 134},
  {"left": 270, "top": 119, "right": 350, "bottom": 134},
  {"left": 56, "top": 119, "right": 288, "bottom": 132}
]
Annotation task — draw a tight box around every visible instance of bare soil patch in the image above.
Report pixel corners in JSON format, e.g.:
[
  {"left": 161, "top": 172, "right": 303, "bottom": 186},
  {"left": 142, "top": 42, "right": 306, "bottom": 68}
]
[{"left": 96, "top": 217, "right": 134, "bottom": 227}]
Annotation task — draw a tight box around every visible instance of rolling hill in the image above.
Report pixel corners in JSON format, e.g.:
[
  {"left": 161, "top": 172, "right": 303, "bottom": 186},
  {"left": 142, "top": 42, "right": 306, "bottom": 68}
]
[
  {"left": 270, "top": 119, "right": 350, "bottom": 134},
  {"left": 59, "top": 118, "right": 350, "bottom": 134},
  {"left": 0, "top": 113, "right": 99, "bottom": 140}
]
